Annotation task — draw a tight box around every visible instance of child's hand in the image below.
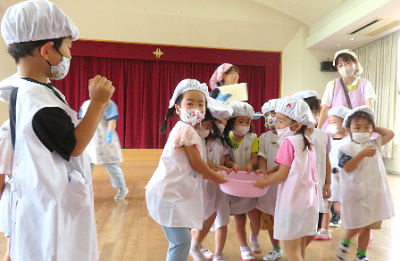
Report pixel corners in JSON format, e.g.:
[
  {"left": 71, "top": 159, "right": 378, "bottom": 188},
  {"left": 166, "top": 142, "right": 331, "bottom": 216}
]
[
  {"left": 254, "top": 177, "right": 269, "bottom": 189},
  {"left": 88, "top": 75, "right": 115, "bottom": 106},
  {"left": 212, "top": 164, "right": 231, "bottom": 173},
  {"left": 244, "top": 163, "right": 253, "bottom": 173},
  {"left": 360, "top": 145, "right": 376, "bottom": 158},
  {"left": 323, "top": 184, "right": 331, "bottom": 199},
  {"left": 232, "top": 163, "right": 240, "bottom": 172},
  {"left": 209, "top": 172, "right": 227, "bottom": 184},
  {"left": 255, "top": 169, "right": 266, "bottom": 175}
]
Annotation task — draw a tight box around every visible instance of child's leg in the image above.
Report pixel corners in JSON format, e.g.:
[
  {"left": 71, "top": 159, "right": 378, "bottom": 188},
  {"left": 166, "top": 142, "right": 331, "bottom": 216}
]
[
  {"left": 320, "top": 202, "right": 332, "bottom": 230},
  {"left": 3, "top": 237, "right": 10, "bottom": 261},
  {"left": 214, "top": 225, "right": 228, "bottom": 254},
  {"left": 247, "top": 208, "right": 262, "bottom": 253},
  {"left": 102, "top": 163, "right": 127, "bottom": 189},
  {"left": 268, "top": 229, "right": 280, "bottom": 247},
  {"left": 344, "top": 228, "right": 363, "bottom": 242},
  {"left": 263, "top": 229, "right": 283, "bottom": 261},
  {"left": 162, "top": 226, "right": 191, "bottom": 261},
  {"left": 283, "top": 238, "right": 303, "bottom": 261},
  {"left": 191, "top": 212, "right": 217, "bottom": 251},
  {"left": 300, "top": 237, "right": 307, "bottom": 259},
  {"left": 356, "top": 228, "right": 371, "bottom": 258},
  {"left": 234, "top": 213, "right": 248, "bottom": 247},
  {"left": 333, "top": 201, "right": 341, "bottom": 216},
  {"left": 335, "top": 227, "right": 364, "bottom": 260}
]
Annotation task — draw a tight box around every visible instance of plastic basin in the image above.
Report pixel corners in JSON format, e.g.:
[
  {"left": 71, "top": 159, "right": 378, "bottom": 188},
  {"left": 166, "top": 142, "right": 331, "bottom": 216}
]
[{"left": 218, "top": 171, "right": 269, "bottom": 198}]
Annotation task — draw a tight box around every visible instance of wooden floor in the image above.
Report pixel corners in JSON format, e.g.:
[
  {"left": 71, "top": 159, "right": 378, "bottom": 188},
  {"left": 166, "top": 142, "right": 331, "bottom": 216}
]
[{"left": 0, "top": 149, "right": 399, "bottom": 260}]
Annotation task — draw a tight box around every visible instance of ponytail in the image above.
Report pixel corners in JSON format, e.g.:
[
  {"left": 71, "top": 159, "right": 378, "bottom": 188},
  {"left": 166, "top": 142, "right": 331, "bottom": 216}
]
[
  {"left": 299, "top": 125, "right": 312, "bottom": 151},
  {"left": 160, "top": 94, "right": 183, "bottom": 134},
  {"left": 222, "top": 118, "right": 235, "bottom": 149}
]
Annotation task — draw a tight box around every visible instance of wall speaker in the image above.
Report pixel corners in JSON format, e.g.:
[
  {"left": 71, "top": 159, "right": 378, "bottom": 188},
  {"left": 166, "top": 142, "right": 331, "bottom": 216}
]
[{"left": 320, "top": 61, "right": 337, "bottom": 72}]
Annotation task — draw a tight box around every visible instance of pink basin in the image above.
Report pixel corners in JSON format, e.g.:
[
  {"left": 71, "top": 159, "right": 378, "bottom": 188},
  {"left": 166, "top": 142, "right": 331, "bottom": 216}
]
[{"left": 218, "top": 171, "right": 269, "bottom": 198}]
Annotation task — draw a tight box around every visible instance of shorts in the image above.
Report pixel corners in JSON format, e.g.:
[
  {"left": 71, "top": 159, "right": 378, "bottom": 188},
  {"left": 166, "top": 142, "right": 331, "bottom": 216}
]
[{"left": 366, "top": 221, "right": 382, "bottom": 230}]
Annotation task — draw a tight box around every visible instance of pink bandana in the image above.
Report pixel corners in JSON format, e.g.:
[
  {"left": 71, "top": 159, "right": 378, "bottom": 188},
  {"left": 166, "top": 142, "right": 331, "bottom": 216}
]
[{"left": 209, "top": 63, "right": 233, "bottom": 90}]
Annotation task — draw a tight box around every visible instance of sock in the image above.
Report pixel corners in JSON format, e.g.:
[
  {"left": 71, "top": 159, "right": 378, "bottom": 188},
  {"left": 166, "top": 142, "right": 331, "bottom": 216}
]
[
  {"left": 240, "top": 246, "right": 250, "bottom": 252},
  {"left": 342, "top": 238, "right": 351, "bottom": 246},
  {"left": 357, "top": 249, "right": 367, "bottom": 258},
  {"left": 273, "top": 245, "right": 282, "bottom": 252},
  {"left": 191, "top": 238, "right": 201, "bottom": 252},
  {"left": 250, "top": 234, "right": 259, "bottom": 243}
]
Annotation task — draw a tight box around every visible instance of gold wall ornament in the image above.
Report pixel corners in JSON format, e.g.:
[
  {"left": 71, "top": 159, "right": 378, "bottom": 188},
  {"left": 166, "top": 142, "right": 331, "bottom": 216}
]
[{"left": 153, "top": 48, "right": 164, "bottom": 59}]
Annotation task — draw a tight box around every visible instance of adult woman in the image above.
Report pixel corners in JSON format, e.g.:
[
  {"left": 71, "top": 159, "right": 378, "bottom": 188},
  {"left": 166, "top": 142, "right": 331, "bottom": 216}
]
[
  {"left": 209, "top": 63, "right": 239, "bottom": 99},
  {"left": 317, "top": 49, "right": 376, "bottom": 129}
]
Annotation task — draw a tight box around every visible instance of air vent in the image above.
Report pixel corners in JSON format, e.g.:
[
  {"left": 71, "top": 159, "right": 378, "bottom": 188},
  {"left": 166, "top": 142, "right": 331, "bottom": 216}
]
[{"left": 347, "top": 18, "right": 400, "bottom": 37}]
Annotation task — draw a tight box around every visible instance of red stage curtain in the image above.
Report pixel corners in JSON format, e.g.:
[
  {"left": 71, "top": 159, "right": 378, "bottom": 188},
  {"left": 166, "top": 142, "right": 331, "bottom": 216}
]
[{"left": 55, "top": 41, "right": 280, "bottom": 149}]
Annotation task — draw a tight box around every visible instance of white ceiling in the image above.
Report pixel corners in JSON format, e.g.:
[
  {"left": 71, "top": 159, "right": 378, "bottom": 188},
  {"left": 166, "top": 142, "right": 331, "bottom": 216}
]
[{"left": 252, "top": 0, "right": 349, "bottom": 26}]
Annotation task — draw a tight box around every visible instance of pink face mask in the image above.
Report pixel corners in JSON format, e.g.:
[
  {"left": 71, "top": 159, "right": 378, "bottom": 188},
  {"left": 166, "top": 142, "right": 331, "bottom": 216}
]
[{"left": 178, "top": 107, "right": 205, "bottom": 126}]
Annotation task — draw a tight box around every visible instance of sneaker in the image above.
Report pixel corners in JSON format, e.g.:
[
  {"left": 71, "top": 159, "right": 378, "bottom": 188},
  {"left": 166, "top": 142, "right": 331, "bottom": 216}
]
[
  {"left": 354, "top": 255, "right": 369, "bottom": 261},
  {"left": 114, "top": 187, "right": 129, "bottom": 199},
  {"left": 190, "top": 248, "right": 208, "bottom": 261},
  {"left": 212, "top": 253, "right": 227, "bottom": 261},
  {"left": 241, "top": 250, "right": 256, "bottom": 261},
  {"left": 199, "top": 245, "right": 213, "bottom": 260},
  {"left": 249, "top": 237, "right": 261, "bottom": 254},
  {"left": 335, "top": 241, "right": 350, "bottom": 260},
  {"left": 330, "top": 218, "right": 342, "bottom": 227},
  {"left": 263, "top": 249, "right": 283, "bottom": 260},
  {"left": 314, "top": 229, "right": 331, "bottom": 241}
]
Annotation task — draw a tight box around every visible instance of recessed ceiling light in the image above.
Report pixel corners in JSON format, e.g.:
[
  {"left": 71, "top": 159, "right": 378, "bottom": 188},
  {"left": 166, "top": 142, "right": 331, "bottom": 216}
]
[{"left": 349, "top": 38, "right": 354, "bottom": 41}]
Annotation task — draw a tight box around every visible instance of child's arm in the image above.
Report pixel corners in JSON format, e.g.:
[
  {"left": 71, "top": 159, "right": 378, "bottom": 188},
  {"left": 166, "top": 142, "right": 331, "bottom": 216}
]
[
  {"left": 374, "top": 126, "right": 395, "bottom": 146},
  {"left": 254, "top": 164, "right": 290, "bottom": 189},
  {"left": 342, "top": 146, "right": 376, "bottom": 173},
  {"left": 72, "top": 76, "right": 114, "bottom": 157},
  {"left": 323, "top": 155, "right": 331, "bottom": 199},
  {"left": 224, "top": 154, "right": 240, "bottom": 172},
  {"left": 185, "top": 145, "right": 227, "bottom": 184},
  {"left": 244, "top": 152, "right": 258, "bottom": 172},
  {"left": 0, "top": 174, "right": 5, "bottom": 200},
  {"left": 207, "top": 157, "right": 231, "bottom": 172},
  {"left": 256, "top": 156, "right": 267, "bottom": 174}
]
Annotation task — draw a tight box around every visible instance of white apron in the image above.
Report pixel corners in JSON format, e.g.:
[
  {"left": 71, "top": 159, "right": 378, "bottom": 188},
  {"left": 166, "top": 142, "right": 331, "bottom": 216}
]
[
  {"left": 329, "top": 136, "right": 351, "bottom": 202},
  {"left": 9, "top": 78, "right": 98, "bottom": 261},
  {"left": 256, "top": 132, "right": 280, "bottom": 215},
  {"left": 80, "top": 100, "right": 123, "bottom": 164},
  {"left": 274, "top": 134, "right": 318, "bottom": 241},
  {"left": 339, "top": 135, "right": 395, "bottom": 229},
  {"left": 201, "top": 138, "right": 218, "bottom": 221},
  {"left": 0, "top": 120, "right": 12, "bottom": 234},
  {"left": 208, "top": 140, "right": 230, "bottom": 230},
  {"left": 145, "top": 121, "right": 205, "bottom": 230},
  {"left": 228, "top": 133, "right": 258, "bottom": 215},
  {"left": 308, "top": 129, "right": 329, "bottom": 213}
]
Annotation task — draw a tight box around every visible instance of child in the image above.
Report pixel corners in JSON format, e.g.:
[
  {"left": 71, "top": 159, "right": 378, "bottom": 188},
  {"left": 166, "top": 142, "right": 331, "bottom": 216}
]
[
  {"left": 292, "top": 91, "right": 331, "bottom": 243},
  {"left": 335, "top": 105, "right": 395, "bottom": 261},
  {"left": 145, "top": 79, "right": 226, "bottom": 261},
  {"left": 256, "top": 98, "right": 283, "bottom": 261},
  {"left": 318, "top": 106, "right": 351, "bottom": 240},
  {"left": 223, "top": 101, "right": 259, "bottom": 261},
  {"left": 0, "top": 119, "right": 12, "bottom": 261},
  {"left": 255, "top": 97, "right": 318, "bottom": 261},
  {"left": 191, "top": 97, "right": 233, "bottom": 261},
  {"left": 1, "top": 1, "right": 114, "bottom": 260}
]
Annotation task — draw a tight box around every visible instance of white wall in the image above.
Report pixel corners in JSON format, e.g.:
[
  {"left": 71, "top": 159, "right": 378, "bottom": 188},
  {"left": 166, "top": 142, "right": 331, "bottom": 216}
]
[{"left": 0, "top": 0, "right": 337, "bottom": 125}]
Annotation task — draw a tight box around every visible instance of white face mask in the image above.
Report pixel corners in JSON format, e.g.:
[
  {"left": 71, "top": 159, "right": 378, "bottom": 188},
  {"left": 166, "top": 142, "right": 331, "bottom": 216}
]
[
  {"left": 327, "top": 124, "right": 339, "bottom": 136},
  {"left": 217, "top": 123, "right": 225, "bottom": 132},
  {"left": 338, "top": 64, "right": 356, "bottom": 78},
  {"left": 178, "top": 107, "right": 205, "bottom": 126},
  {"left": 233, "top": 125, "right": 250, "bottom": 136},
  {"left": 276, "top": 124, "right": 296, "bottom": 140},
  {"left": 49, "top": 56, "right": 71, "bottom": 80},
  {"left": 196, "top": 123, "right": 211, "bottom": 138},
  {"left": 352, "top": 132, "right": 370, "bottom": 144}
]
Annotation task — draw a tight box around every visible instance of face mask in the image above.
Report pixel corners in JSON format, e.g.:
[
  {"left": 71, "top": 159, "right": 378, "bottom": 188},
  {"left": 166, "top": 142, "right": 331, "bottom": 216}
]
[
  {"left": 217, "top": 123, "right": 225, "bottom": 132},
  {"left": 48, "top": 54, "right": 71, "bottom": 80},
  {"left": 178, "top": 107, "right": 205, "bottom": 127},
  {"left": 338, "top": 64, "right": 356, "bottom": 78},
  {"left": 276, "top": 124, "right": 296, "bottom": 140},
  {"left": 196, "top": 123, "right": 211, "bottom": 138},
  {"left": 265, "top": 115, "right": 277, "bottom": 131},
  {"left": 326, "top": 124, "right": 339, "bottom": 136},
  {"left": 352, "top": 132, "right": 370, "bottom": 144},
  {"left": 233, "top": 125, "right": 250, "bottom": 136}
]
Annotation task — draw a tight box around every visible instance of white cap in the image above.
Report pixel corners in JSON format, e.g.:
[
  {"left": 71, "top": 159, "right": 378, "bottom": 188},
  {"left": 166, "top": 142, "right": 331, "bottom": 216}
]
[
  {"left": 276, "top": 97, "right": 316, "bottom": 128},
  {"left": 1, "top": 0, "right": 79, "bottom": 45},
  {"left": 333, "top": 49, "right": 363, "bottom": 75},
  {"left": 261, "top": 99, "right": 280, "bottom": 115},
  {"left": 229, "top": 101, "right": 255, "bottom": 119},
  {"left": 207, "top": 97, "right": 233, "bottom": 120},
  {"left": 328, "top": 106, "right": 351, "bottom": 120},
  {"left": 342, "top": 105, "right": 375, "bottom": 128},
  {"left": 169, "top": 79, "right": 209, "bottom": 108},
  {"left": 292, "top": 90, "right": 319, "bottom": 100}
]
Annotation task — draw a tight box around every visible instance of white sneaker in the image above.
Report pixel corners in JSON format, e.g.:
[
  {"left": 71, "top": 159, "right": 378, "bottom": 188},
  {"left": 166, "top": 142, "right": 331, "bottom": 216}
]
[
  {"left": 249, "top": 236, "right": 261, "bottom": 254},
  {"left": 190, "top": 248, "right": 208, "bottom": 261},
  {"left": 241, "top": 250, "right": 256, "bottom": 261},
  {"left": 212, "top": 253, "right": 227, "bottom": 261},
  {"left": 114, "top": 187, "right": 129, "bottom": 199},
  {"left": 199, "top": 245, "right": 213, "bottom": 260},
  {"left": 335, "top": 241, "right": 350, "bottom": 260},
  {"left": 314, "top": 229, "right": 331, "bottom": 241},
  {"left": 263, "top": 249, "right": 283, "bottom": 260},
  {"left": 354, "top": 256, "right": 369, "bottom": 261}
]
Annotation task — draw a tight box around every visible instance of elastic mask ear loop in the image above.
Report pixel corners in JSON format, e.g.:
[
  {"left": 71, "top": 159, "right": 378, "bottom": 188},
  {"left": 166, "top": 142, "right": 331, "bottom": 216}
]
[{"left": 40, "top": 45, "right": 63, "bottom": 67}]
